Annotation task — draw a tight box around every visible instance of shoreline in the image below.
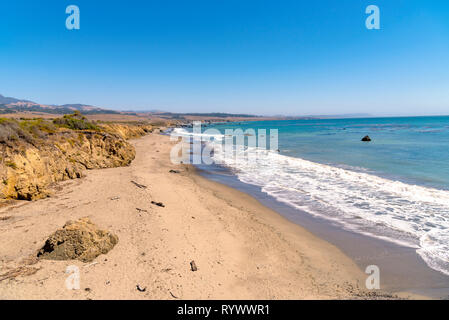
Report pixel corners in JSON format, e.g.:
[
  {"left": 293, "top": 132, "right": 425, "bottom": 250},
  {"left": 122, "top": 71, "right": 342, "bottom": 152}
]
[
  {"left": 0, "top": 133, "right": 421, "bottom": 299},
  {"left": 197, "top": 163, "right": 449, "bottom": 299}
]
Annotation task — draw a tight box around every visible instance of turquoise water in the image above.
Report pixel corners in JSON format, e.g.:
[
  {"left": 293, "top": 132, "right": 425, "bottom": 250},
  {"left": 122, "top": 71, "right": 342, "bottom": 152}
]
[
  {"left": 175, "top": 116, "right": 449, "bottom": 276},
  {"left": 211, "top": 116, "right": 449, "bottom": 190}
]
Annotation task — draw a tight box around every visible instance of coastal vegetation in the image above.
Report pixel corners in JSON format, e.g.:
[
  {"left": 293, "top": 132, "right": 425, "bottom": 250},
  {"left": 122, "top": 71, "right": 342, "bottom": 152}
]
[
  {"left": 53, "top": 111, "right": 100, "bottom": 131},
  {"left": 0, "top": 112, "right": 154, "bottom": 201}
]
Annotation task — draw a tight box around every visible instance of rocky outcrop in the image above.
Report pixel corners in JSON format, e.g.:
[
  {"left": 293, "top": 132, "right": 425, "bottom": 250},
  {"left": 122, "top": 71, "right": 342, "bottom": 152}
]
[
  {"left": 37, "top": 217, "right": 118, "bottom": 262},
  {"left": 0, "top": 117, "right": 152, "bottom": 200},
  {"left": 361, "top": 135, "right": 371, "bottom": 142}
]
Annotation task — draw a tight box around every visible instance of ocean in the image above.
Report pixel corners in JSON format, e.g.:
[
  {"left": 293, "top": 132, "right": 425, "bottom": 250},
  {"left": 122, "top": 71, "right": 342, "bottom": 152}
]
[{"left": 174, "top": 116, "right": 449, "bottom": 277}]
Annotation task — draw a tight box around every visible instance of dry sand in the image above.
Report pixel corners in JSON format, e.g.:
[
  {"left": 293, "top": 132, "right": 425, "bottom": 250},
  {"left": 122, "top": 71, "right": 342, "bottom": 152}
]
[{"left": 0, "top": 133, "right": 407, "bottom": 299}]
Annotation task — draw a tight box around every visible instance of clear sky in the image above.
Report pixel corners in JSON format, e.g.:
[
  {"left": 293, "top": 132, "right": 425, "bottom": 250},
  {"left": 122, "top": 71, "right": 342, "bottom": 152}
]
[{"left": 1, "top": 0, "right": 448, "bottom": 116}]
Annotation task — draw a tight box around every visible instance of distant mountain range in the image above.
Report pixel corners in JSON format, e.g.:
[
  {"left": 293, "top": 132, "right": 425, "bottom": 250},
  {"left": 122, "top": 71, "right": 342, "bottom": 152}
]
[
  {"left": 154, "top": 112, "right": 259, "bottom": 119},
  {"left": 0, "top": 93, "right": 373, "bottom": 119},
  {"left": 0, "top": 94, "right": 120, "bottom": 115},
  {"left": 0, "top": 94, "right": 32, "bottom": 105},
  {"left": 0, "top": 94, "right": 263, "bottom": 119}
]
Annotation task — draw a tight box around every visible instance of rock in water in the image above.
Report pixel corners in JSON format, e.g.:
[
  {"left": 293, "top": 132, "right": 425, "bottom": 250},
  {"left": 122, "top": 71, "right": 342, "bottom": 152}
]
[
  {"left": 37, "top": 217, "right": 118, "bottom": 262},
  {"left": 361, "top": 135, "right": 371, "bottom": 142}
]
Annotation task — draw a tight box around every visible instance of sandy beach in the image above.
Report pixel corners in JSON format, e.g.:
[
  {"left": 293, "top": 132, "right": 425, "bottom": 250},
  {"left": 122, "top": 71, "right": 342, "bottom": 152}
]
[{"left": 0, "top": 133, "right": 410, "bottom": 299}]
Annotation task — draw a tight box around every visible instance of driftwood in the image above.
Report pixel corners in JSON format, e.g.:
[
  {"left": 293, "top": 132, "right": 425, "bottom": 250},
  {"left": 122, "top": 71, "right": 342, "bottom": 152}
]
[
  {"left": 131, "top": 181, "right": 147, "bottom": 189},
  {"left": 169, "top": 170, "right": 180, "bottom": 174},
  {"left": 151, "top": 201, "right": 165, "bottom": 207},
  {"left": 136, "top": 208, "right": 148, "bottom": 213},
  {"left": 0, "top": 266, "right": 40, "bottom": 282},
  {"left": 136, "top": 284, "right": 147, "bottom": 292},
  {"left": 190, "top": 260, "right": 198, "bottom": 272},
  {"left": 84, "top": 262, "right": 98, "bottom": 268}
]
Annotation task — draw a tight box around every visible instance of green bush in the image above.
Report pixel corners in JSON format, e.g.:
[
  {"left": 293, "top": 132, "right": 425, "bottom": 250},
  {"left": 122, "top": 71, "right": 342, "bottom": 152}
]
[
  {"left": 53, "top": 112, "right": 100, "bottom": 131},
  {"left": 0, "top": 119, "right": 34, "bottom": 144},
  {"left": 19, "top": 118, "right": 56, "bottom": 137}
]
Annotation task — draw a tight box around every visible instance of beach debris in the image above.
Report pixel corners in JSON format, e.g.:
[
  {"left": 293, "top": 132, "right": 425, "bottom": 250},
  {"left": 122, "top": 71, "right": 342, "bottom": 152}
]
[
  {"left": 151, "top": 201, "right": 165, "bottom": 207},
  {"left": 110, "top": 196, "right": 120, "bottom": 201},
  {"left": 169, "top": 291, "right": 179, "bottom": 299},
  {"left": 84, "top": 262, "right": 98, "bottom": 268},
  {"left": 136, "top": 284, "right": 147, "bottom": 292},
  {"left": 0, "top": 215, "right": 12, "bottom": 221},
  {"left": 20, "top": 255, "right": 39, "bottom": 266},
  {"left": 131, "top": 180, "right": 147, "bottom": 189},
  {"left": 37, "top": 217, "right": 119, "bottom": 263},
  {"left": 190, "top": 260, "right": 198, "bottom": 272},
  {"left": 136, "top": 208, "right": 148, "bottom": 213},
  {"left": 169, "top": 169, "right": 180, "bottom": 174},
  {"left": 361, "top": 135, "right": 372, "bottom": 142},
  {"left": 0, "top": 266, "right": 41, "bottom": 282}
]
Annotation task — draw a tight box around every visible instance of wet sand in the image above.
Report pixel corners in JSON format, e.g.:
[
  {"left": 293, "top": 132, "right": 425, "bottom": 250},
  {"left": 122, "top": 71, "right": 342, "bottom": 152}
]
[{"left": 197, "top": 162, "right": 449, "bottom": 299}]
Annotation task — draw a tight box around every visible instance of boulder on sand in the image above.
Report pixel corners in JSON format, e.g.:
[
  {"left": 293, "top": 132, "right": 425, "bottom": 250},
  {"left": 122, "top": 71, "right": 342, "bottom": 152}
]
[
  {"left": 37, "top": 217, "right": 118, "bottom": 262},
  {"left": 361, "top": 135, "right": 371, "bottom": 142}
]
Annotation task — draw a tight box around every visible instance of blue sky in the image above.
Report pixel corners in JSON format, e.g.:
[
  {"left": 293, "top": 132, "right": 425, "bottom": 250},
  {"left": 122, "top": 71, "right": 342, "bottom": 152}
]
[{"left": 1, "top": 0, "right": 448, "bottom": 115}]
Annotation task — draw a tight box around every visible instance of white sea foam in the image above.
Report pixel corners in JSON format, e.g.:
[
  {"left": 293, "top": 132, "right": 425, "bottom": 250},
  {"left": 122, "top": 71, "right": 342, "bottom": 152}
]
[{"left": 175, "top": 128, "right": 449, "bottom": 276}]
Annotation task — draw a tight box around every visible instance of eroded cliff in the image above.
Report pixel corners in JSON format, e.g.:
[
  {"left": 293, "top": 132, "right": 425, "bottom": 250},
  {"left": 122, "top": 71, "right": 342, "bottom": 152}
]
[{"left": 0, "top": 113, "right": 153, "bottom": 200}]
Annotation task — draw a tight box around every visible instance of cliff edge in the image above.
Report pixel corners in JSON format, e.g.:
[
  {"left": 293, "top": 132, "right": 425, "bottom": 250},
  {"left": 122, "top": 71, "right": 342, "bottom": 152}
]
[{"left": 0, "top": 112, "right": 153, "bottom": 200}]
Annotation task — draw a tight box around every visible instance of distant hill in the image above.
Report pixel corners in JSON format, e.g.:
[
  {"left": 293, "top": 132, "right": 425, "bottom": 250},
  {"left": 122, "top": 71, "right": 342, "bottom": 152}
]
[
  {"left": 0, "top": 94, "right": 33, "bottom": 105},
  {"left": 0, "top": 94, "right": 264, "bottom": 120},
  {"left": 0, "top": 94, "right": 119, "bottom": 115},
  {"left": 2, "top": 93, "right": 372, "bottom": 121},
  {"left": 153, "top": 112, "right": 259, "bottom": 119}
]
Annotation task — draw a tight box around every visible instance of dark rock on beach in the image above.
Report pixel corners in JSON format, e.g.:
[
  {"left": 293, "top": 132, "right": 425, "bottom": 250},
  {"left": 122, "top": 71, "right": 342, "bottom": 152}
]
[{"left": 190, "top": 260, "right": 198, "bottom": 272}]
